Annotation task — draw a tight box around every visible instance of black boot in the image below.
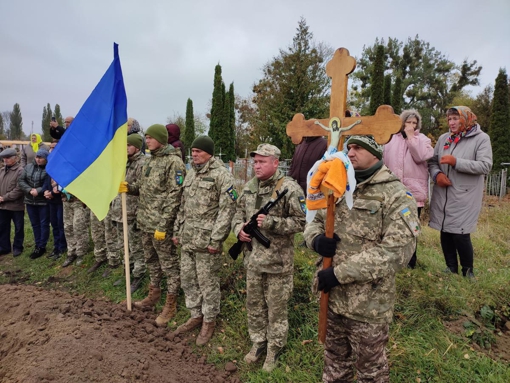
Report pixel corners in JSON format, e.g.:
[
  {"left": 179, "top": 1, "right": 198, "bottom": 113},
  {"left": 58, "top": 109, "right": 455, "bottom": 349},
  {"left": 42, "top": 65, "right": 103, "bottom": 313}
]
[{"left": 462, "top": 267, "right": 475, "bottom": 279}]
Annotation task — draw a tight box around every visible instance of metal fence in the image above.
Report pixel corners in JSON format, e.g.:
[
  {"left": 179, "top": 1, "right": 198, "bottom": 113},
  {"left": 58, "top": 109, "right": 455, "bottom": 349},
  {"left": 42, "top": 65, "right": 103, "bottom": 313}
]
[{"left": 486, "top": 168, "right": 508, "bottom": 200}]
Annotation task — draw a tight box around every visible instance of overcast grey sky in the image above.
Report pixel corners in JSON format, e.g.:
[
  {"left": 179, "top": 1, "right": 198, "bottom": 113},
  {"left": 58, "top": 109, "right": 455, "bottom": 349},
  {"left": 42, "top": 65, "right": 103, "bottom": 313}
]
[{"left": 1, "top": 0, "right": 509, "bottom": 136}]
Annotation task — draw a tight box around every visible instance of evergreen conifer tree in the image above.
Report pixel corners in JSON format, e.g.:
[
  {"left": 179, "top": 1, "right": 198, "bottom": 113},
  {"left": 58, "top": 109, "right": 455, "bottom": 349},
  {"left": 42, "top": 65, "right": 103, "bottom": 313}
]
[
  {"left": 9, "top": 103, "right": 23, "bottom": 140},
  {"left": 209, "top": 64, "right": 225, "bottom": 143},
  {"left": 392, "top": 76, "right": 403, "bottom": 115},
  {"left": 0, "top": 113, "right": 4, "bottom": 139},
  {"left": 489, "top": 69, "right": 510, "bottom": 171},
  {"left": 184, "top": 98, "right": 196, "bottom": 155},
  {"left": 383, "top": 74, "right": 392, "bottom": 106},
  {"left": 54, "top": 104, "right": 63, "bottom": 126},
  {"left": 369, "top": 45, "right": 385, "bottom": 115},
  {"left": 41, "top": 103, "right": 53, "bottom": 142}
]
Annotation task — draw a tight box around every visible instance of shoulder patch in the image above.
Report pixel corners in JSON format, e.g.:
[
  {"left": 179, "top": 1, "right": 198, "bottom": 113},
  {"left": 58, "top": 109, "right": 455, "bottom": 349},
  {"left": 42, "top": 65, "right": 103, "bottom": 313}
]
[
  {"left": 226, "top": 185, "right": 238, "bottom": 201},
  {"left": 400, "top": 207, "right": 411, "bottom": 217},
  {"left": 406, "top": 191, "right": 413, "bottom": 199},
  {"left": 399, "top": 207, "right": 420, "bottom": 237},
  {"left": 298, "top": 195, "right": 307, "bottom": 214},
  {"left": 175, "top": 170, "right": 184, "bottom": 186}
]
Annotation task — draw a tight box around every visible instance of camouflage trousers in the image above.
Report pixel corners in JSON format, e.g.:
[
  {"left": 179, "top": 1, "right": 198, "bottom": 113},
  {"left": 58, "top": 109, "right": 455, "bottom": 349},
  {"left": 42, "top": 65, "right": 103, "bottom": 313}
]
[
  {"left": 105, "top": 219, "right": 146, "bottom": 278},
  {"left": 246, "top": 270, "right": 293, "bottom": 349},
  {"left": 180, "top": 247, "right": 221, "bottom": 322},
  {"left": 323, "top": 310, "right": 389, "bottom": 383},
  {"left": 141, "top": 232, "right": 180, "bottom": 294},
  {"left": 90, "top": 211, "right": 107, "bottom": 262},
  {"left": 63, "top": 200, "right": 90, "bottom": 257}
]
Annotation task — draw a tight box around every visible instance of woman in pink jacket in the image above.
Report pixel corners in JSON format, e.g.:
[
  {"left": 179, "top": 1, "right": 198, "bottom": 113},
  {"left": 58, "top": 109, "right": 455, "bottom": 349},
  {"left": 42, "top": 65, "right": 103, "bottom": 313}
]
[{"left": 383, "top": 109, "right": 434, "bottom": 268}]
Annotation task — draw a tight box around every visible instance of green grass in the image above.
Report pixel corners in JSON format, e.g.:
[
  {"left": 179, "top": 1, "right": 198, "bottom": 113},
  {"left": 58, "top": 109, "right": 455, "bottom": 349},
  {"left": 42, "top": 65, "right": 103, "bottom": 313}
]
[{"left": 1, "top": 197, "right": 509, "bottom": 382}]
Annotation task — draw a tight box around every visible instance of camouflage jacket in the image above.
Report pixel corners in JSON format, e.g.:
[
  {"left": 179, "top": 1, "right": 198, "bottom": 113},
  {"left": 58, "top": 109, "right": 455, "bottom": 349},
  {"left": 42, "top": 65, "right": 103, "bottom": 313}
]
[
  {"left": 174, "top": 157, "right": 237, "bottom": 251},
  {"left": 232, "top": 170, "right": 306, "bottom": 275},
  {"left": 128, "top": 145, "right": 185, "bottom": 234},
  {"left": 304, "top": 165, "right": 419, "bottom": 324},
  {"left": 110, "top": 151, "right": 145, "bottom": 223}
]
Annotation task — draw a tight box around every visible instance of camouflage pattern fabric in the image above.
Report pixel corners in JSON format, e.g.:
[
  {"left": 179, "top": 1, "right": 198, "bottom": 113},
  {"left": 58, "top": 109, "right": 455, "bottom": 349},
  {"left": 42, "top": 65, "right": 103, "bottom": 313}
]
[
  {"left": 180, "top": 248, "right": 221, "bottom": 321},
  {"left": 104, "top": 213, "right": 121, "bottom": 267},
  {"left": 109, "top": 151, "right": 145, "bottom": 223},
  {"left": 141, "top": 232, "right": 180, "bottom": 294},
  {"left": 246, "top": 270, "right": 293, "bottom": 349},
  {"left": 304, "top": 165, "right": 419, "bottom": 324},
  {"left": 63, "top": 200, "right": 90, "bottom": 257},
  {"left": 116, "top": 221, "right": 146, "bottom": 278},
  {"left": 232, "top": 170, "right": 306, "bottom": 275},
  {"left": 174, "top": 156, "right": 236, "bottom": 251},
  {"left": 128, "top": 145, "right": 185, "bottom": 233},
  {"left": 323, "top": 309, "right": 389, "bottom": 383},
  {"left": 174, "top": 156, "right": 237, "bottom": 321},
  {"left": 232, "top": 169, "right": 305, "bottom": 350},
  {"left": 128, "top": 145, "right": 184, "bottom": 292},
  {"left": 90, "top": 210, "right": 107, "bottom": 263}
]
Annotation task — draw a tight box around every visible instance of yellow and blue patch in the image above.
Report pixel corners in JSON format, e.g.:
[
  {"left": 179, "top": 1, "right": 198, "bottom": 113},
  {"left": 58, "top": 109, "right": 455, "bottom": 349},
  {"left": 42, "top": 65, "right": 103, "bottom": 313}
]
[
  {"left": 298, "top": 196, "right": 307, "bottom": 214},
  {"left": 406, "top": 191, "right": 413, "bottom": 199},
  {"left": 175, "top": 170, "right": 184, "bottom": 186},
  {"left": 227, "top": 186, "right": 238, "bottom": 201},
  {"left": 400, "top": 207, "right": 411, "bottom": 217}
]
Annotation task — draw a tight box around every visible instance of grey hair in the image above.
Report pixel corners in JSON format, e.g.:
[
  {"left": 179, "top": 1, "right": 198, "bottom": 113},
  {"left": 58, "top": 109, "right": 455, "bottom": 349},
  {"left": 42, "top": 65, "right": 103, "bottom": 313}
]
[{"left": 400, "top": 109, "right": 422, "bottom": 131}]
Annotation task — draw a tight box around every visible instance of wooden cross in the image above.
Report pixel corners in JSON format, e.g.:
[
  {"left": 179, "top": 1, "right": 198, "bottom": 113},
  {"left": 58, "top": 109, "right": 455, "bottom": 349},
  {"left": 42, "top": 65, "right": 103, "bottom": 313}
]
[{"left": 286, "top": 48, "right": 401, "bottom": 344}]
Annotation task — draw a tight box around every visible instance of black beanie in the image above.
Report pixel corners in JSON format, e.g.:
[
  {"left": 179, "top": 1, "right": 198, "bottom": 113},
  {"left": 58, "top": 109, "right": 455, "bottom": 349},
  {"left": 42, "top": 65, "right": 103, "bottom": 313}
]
[{"left": 192, "top": 136, "right": 214, "bottom": 155}]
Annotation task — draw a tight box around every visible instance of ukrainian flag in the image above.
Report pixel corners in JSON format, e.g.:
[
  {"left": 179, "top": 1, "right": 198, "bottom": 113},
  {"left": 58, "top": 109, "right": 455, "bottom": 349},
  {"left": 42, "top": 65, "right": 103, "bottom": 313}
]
[{"left": 47, "top": 43, "right": 127, "bottom": 220}]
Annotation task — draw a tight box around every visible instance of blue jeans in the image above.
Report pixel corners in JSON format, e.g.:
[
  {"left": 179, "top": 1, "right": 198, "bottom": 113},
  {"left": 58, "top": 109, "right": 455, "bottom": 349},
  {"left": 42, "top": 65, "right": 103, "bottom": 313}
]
[
  {"left": 49, "top": 202, "right": 67, "bottom": 251},
  {"left": 0, "top": 209, "right": 25, "bottom": 253},
  {"left": 26, "top": 204, "right": 50, "bottom": 249}
]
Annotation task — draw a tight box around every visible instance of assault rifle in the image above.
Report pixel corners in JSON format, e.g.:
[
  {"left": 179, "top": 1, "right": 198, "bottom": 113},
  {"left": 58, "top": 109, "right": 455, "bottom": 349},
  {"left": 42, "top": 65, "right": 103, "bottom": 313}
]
[{"left": 229, "top": 188, "right": 289, "bottom": 260}]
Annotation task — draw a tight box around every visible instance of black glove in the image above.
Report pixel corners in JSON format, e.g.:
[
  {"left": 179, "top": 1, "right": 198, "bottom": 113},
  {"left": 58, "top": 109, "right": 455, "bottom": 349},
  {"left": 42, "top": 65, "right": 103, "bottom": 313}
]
[
  {"left": 313, "top": 234, "right": 340, "bottom": 257},
  {"left": 318, "top": 267, "right": 340, "bottom": 293}
]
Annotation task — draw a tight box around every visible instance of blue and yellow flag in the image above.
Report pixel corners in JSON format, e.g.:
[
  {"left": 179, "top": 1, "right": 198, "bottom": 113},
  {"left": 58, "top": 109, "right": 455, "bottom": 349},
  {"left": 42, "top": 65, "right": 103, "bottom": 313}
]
[{"left": 47, "top": 43, "right": 127, "bottom": 220}]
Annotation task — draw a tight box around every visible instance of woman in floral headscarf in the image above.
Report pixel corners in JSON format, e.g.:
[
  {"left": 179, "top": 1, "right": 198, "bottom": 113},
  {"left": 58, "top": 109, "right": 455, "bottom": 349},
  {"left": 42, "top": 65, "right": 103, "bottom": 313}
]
[{"left": 428, "top": 106, "right": 492, "bottom": 278}]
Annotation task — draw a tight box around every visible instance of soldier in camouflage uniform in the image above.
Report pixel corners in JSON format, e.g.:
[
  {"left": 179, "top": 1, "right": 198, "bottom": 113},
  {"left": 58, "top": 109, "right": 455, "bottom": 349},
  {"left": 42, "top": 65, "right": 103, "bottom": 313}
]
[
  {"left": 119, "top": 124, "right": 185, "bottom": 327},
  {"left": 89, "top": 211, "right": 108, "bottom": 269},
  {"left": 232, "top": 144, "right": 306, "bottom": 373},
  {"left": 88, "top": 134, "right": 147, "bottom": 290},
  {"left": 172, "top": 136, "right": 237, "bottom": 346},
  {"left": 304, "top": 135, "right": 420, "bottom": 383},
  {"left": 61, "top": 193, "right": 90, "bottom": 267}
]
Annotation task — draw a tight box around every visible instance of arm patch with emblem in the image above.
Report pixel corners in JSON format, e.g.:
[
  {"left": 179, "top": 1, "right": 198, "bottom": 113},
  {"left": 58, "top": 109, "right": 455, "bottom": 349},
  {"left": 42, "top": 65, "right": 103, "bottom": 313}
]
[
  {"left": 298, "top": 196, "right": 307, "bottom": 214},
  {"left": 175, "top": 170, "right": 184, "bottom": 186},
  {"left": 226, "top": 186, "right": 238, "bottom": 201}
]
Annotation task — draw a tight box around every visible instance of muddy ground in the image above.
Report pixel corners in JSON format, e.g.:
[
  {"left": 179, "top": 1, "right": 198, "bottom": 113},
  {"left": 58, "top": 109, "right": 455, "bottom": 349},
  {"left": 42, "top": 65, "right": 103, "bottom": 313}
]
[{"left": 0, "top": 284, "right": 240, "bottom": 383}]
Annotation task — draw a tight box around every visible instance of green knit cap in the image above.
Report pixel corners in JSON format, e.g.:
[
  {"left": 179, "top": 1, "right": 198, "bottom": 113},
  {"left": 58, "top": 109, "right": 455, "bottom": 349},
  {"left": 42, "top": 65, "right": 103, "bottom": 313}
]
[
  {"left": 192, "top": 136, "right": 214, "bottom": 155},
  {"left": 127, "top": 134, "right": 143, "bottom": 150},
  {"left": 145, "top": 124, "right": 168, "bottom": 145},
  {"left": 345, "top": 135, "right": 383, "bottom": 160}
]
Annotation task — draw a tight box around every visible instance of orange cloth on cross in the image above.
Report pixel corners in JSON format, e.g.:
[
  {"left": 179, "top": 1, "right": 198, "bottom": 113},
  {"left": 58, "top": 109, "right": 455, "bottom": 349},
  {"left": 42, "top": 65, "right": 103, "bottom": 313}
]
[{"left": 306, "top": 158, "right": 348, "bottom": 210}]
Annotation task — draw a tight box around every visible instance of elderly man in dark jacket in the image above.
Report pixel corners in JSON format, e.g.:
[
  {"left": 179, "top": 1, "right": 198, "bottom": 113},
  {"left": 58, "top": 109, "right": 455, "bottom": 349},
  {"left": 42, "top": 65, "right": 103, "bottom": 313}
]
[
  {"left": 0, "top": 149, "right": 25, "bottom": 256},
  {"left": 18, "top": 149, "right": 51, "bottom": 259}
]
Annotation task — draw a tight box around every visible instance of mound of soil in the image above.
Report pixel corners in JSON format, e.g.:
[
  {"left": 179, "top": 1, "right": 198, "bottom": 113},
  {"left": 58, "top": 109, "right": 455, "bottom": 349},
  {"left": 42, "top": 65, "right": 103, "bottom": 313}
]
[{"left": 0, "top": 284, "right": 239, "bottom": 383}]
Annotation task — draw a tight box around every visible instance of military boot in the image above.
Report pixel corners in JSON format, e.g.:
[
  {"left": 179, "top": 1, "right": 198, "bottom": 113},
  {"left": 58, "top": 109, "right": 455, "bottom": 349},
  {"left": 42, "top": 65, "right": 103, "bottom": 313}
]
[
  {"left": 174, "top": 316, "right": 203, "bottom": 335},
  {"left": 244, "top": 341, "right": 267, "bottom": 364},
  {"left": 196, "top": 320, "right": 215, "bottom": 346},
  {"left": 133, "top": 284, "right": 161, "bottom": 309},
  {"left": 262, "top": 345, "right": 281, "bottom": 373},
  {"left": 155, "top": 294, "right": 177, "bottom": 327}
]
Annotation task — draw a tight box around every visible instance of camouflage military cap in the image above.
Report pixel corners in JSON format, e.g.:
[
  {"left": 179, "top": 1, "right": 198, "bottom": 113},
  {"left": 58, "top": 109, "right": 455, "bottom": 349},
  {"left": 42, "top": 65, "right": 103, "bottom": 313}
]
[
  {"left": 346, "top": 135, "right": 383, "bottom": 160},
  {"left": 250, "top": 144, "right": 281, "bottom": 159}
]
